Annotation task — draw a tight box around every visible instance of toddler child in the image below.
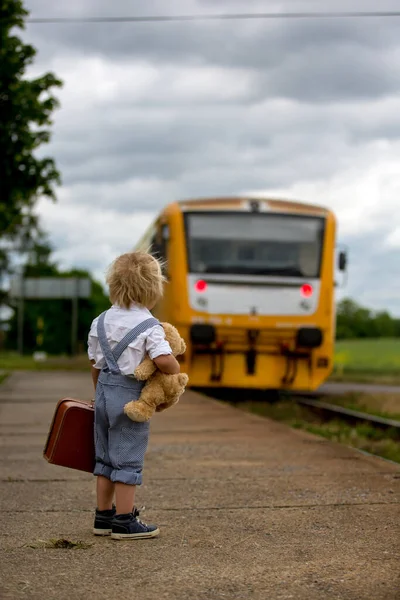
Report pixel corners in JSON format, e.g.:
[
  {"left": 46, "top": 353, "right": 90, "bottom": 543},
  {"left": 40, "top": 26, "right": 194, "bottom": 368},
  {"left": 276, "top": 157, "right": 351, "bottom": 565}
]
[{"left": 87, "top": 251, "right": 180, "bottom": 540}]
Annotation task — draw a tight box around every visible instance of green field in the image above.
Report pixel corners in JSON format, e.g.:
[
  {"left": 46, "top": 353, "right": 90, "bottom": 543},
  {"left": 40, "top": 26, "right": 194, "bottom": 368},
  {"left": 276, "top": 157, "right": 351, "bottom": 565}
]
[
  {"left": 0, "top": 352, "right": 89, "bottom": 372},
  {"left": 1, "top": 338, "right": 400, "bottom": 382},
  {"left": 333, "top": 338, "right": 400, "bottom": 382}
]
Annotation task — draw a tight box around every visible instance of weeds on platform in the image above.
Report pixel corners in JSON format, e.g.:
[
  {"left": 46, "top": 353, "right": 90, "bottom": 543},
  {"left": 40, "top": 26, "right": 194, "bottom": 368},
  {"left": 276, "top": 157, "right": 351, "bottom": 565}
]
[
  {"left": 0, "top": 372, "right": 9, "bottom": 385},
  {"left": 323, "top": 392, "right": 400, "bottom": 421},
  {"left": 329, "top": 372, "right": 400, "bottom": 386},
  {"left": 27, "top": 538, "right": 93, "bottom": 549},
  {"left": 234, "top": 399, "right": 400, "bottom": 464}
]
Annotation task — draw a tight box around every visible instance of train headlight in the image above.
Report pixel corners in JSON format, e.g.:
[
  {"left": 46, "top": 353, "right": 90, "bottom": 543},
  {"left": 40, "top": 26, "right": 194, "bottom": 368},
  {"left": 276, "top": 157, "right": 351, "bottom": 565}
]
[
  {"left": 195, "top": 279, "right": 208, "bottom": 292},
  {"left": 300, "top": 283, "right": 313, "bottom": 298}
]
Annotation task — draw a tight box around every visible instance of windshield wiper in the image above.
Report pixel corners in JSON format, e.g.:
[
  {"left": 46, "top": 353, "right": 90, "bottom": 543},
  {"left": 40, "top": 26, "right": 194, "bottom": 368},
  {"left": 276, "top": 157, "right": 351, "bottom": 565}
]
[
  {"left": 202, "top": 265, "right": 306, "bottom": 277},
  {"left": 260, "top": 267, "right": 305, "bottom": 277}
]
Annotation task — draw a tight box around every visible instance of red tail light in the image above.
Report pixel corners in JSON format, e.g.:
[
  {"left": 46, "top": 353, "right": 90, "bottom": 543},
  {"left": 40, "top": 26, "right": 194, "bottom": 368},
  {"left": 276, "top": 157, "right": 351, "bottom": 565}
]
[
  {"left": 194, "top": 279, "right": 207, "bottom": 292},
  {"left": 300, "top": 283, "right": 313, "bottom": 298}
]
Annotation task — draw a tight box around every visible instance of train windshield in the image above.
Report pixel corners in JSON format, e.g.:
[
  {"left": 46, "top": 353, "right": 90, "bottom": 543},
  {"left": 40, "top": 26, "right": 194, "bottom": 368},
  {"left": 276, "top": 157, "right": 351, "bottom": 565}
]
[{"left": 185, "top": 213, "right": 325, "bottom": 277}]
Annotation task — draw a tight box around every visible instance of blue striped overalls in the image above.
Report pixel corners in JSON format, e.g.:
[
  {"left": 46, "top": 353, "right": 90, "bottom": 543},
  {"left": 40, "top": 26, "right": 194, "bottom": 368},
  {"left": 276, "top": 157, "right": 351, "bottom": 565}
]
[{"left": 93, "top": 311, "right": 160, "bottom": 485}]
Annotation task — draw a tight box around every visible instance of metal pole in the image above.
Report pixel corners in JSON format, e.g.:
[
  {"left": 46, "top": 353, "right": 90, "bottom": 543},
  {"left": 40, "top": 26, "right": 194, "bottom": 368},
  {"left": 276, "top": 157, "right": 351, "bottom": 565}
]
[
  {"left": 17, "top": 277, "right": 24, "bottom": 355},
  {"left": 71, "top": 279, "right": 79, "bottom": 356}
]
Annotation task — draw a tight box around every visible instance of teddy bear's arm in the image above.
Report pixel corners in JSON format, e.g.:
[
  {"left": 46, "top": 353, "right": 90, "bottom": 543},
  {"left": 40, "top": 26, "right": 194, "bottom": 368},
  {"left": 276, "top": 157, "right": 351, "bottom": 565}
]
[{"left": 134, "top": 356, "right": 157, "bottom": 381}]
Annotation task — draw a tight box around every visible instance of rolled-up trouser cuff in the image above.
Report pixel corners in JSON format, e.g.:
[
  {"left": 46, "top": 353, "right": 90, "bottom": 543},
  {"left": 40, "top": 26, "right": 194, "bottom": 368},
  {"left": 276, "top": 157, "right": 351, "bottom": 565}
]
[
  {"left": 110, "top": 469, "right": 142, "bottom": 485},
  {"left": 94, "top": 462, "right": 113, "bottom": 479}
]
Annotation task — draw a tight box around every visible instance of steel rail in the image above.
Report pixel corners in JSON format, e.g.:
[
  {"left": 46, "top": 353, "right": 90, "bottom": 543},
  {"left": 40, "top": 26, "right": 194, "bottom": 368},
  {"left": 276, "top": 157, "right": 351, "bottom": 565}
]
[{"left": 295, "top": 397, "right": 400, "bottom": 437}]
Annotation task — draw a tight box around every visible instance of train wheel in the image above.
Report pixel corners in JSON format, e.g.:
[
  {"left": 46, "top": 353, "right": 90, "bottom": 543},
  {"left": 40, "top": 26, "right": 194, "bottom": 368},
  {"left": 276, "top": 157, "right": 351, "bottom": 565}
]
[{"left": 264, "top": 389, "right": 281, "bottom": 404}]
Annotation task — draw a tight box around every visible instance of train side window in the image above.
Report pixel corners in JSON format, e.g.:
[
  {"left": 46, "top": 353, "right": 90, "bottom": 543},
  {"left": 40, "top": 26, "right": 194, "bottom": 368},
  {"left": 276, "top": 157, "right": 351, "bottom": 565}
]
[{"left": 151, "top": 224, "right": 169, "bottom": 276}]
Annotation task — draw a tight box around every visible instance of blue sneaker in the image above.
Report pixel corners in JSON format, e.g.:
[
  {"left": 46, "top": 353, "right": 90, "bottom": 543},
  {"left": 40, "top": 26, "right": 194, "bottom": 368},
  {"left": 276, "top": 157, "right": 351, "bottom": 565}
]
[
  {"left": 111, "top": 508, "right": 160, "bottom": 540},
  {"left": 93, "top": 505, "right": 116, "bottom": 536}
]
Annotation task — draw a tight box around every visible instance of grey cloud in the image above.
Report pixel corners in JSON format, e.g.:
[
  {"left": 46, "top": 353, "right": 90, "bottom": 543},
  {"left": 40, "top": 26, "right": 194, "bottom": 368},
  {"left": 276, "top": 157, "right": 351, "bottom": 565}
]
[
  {"left": 268, "top": 45, "right": 397, "bottom": 102},
  {"left": 24, "top": 0, "right": 400, "bottom": 103},
  {"left": 19, "top": 0, "right": 400, "bottom": 313},
  {"left": 52, "top": 123, "right": 346, "bottom": 191},
  {"left": 340, "top": 230, "right": 400, "bottom": 314},
  {"left": 47, "top": 95, "right": 364, "bottom": 193}
]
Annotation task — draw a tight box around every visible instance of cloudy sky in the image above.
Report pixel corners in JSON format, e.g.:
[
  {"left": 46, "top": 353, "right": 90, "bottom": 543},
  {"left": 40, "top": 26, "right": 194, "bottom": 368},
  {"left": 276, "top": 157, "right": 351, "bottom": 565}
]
[{"left": 21, "top": 0, "right": 400, "bottom": 313}]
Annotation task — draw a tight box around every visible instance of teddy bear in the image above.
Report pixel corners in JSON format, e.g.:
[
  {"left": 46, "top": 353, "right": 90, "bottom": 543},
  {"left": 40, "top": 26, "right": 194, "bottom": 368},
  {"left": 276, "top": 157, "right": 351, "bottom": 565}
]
[{"left": 124, "top": 322, "right": 189, "bottom": 422}]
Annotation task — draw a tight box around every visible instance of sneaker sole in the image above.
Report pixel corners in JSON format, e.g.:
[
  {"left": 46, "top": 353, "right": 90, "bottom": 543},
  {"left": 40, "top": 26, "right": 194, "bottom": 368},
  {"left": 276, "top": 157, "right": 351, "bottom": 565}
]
[
  {"left": 93, "top": 528, "right": 112, "bottom": 536},
  {"left": 111, "top": 528, "right": 160, "bottom": 540}
]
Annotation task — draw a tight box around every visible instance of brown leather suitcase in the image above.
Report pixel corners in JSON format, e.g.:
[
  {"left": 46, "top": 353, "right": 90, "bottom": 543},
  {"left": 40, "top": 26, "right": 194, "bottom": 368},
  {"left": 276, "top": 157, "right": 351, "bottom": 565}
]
[{"left": 43, "top": 398, "right": 95, "bottom": 473}]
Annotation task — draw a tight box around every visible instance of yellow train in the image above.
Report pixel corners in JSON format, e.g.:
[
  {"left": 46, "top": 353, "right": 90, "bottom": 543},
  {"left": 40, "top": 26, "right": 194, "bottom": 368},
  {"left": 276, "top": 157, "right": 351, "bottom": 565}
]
[{"left": 136, "top": 197, "right": 347, "bottom": 391}]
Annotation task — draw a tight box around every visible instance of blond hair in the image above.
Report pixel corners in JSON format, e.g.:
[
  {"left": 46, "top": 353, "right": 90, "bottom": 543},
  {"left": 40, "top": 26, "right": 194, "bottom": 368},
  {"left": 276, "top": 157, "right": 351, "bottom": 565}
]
[{"left": 106, "top": 252, "right": 165, "bottom": 309}]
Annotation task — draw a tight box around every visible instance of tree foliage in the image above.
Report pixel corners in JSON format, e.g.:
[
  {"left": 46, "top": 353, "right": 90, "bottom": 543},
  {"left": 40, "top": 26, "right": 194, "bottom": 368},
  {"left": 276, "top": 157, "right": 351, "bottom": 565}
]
[
  {"left": 336, "top": 298, "right": 400, "bottom": 339},
  {"left": 6, "top": 238, "right": 110, "bottom": 355},
  {"left": 0, "top": 0, "right": 62, "bottom": 289}
]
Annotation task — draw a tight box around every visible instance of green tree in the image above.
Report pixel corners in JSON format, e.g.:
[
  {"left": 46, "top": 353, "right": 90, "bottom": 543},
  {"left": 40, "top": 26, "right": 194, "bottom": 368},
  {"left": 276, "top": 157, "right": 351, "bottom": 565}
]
[
  {"left": 7, "top": 240, "right": 110, "bottom": 355},
  {"left": 336, "top": 298, "right": 399, "bottom": 339},
  {"left": 336, "top": 299, "right": 361, "bottom": 339},
  {"left": 337, "top": 299, "right": 374, "bottom": 338},
  {"left": 0, "top": 0, "right": 62, "bottom": 298},
  {"left": 372, "top": 311, "right": 396, "bottom": 338}
]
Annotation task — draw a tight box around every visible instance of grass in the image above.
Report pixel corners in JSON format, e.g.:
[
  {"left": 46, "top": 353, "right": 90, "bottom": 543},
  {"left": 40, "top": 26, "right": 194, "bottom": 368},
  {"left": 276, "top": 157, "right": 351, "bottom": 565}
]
[
  {"left": 0, "top": 352, "right": 89, "bottom": 371},
  {"left": 1, "top": 338, "right": 399, "bottom": 381},
  {"left": 234, "top": 396, "right": 400, "bottom": 464},
  {"left": 0, "top": 372, "right": 9, "bottom": 385},
  {"left": 322, "top": 392, "right": 400, "bottom": 421},
  {"left": 332, "top": 338, "right": 400, "bottom": 383},
  {"left": 330, "top": 372, "right": 400, "bottom": 385}
]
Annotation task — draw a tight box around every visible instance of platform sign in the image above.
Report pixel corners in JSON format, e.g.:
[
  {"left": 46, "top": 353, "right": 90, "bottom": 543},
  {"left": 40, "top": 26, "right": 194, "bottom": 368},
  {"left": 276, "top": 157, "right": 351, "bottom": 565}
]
[
  {"left": 10, "top": 277, "right": 92, "bottom": 356},
  {"left": 10, "top": 277, "right": 91, "bottom": 299}
]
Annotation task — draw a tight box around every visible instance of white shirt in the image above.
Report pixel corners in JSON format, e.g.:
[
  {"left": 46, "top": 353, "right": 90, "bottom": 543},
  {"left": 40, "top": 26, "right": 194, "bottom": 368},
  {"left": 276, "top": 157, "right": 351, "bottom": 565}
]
[{"left": 87, "top": 304, "right": 172, "bottom": 375}]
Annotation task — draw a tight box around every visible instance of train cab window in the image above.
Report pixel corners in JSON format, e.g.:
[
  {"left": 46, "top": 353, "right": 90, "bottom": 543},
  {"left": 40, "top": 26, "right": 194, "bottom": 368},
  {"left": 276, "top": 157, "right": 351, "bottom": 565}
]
[{"left": 186, "top": 213, "right": 324, "bottom": 278}]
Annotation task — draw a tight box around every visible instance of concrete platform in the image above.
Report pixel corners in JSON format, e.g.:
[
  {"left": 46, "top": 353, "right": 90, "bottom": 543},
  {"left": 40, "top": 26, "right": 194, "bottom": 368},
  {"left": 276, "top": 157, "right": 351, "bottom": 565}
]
[{"left": 0, "top": 371, "right": 399, "bottom": 600}]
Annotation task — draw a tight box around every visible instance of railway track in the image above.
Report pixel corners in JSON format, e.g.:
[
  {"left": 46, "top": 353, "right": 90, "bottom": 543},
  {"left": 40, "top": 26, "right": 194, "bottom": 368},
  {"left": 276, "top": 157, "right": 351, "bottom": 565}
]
[
  {"left": 295, "top": 396, "right": 400, "bottom": 438},
  {"left": 198, "top": 387, "right": 400, "bottom": 439}
]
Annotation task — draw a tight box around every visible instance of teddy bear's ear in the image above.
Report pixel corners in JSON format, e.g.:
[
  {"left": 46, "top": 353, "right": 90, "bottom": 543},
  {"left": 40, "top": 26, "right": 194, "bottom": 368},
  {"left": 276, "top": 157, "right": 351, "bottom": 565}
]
[{"left": 180, "top": 338, "right": 186, "bottom": 354}]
